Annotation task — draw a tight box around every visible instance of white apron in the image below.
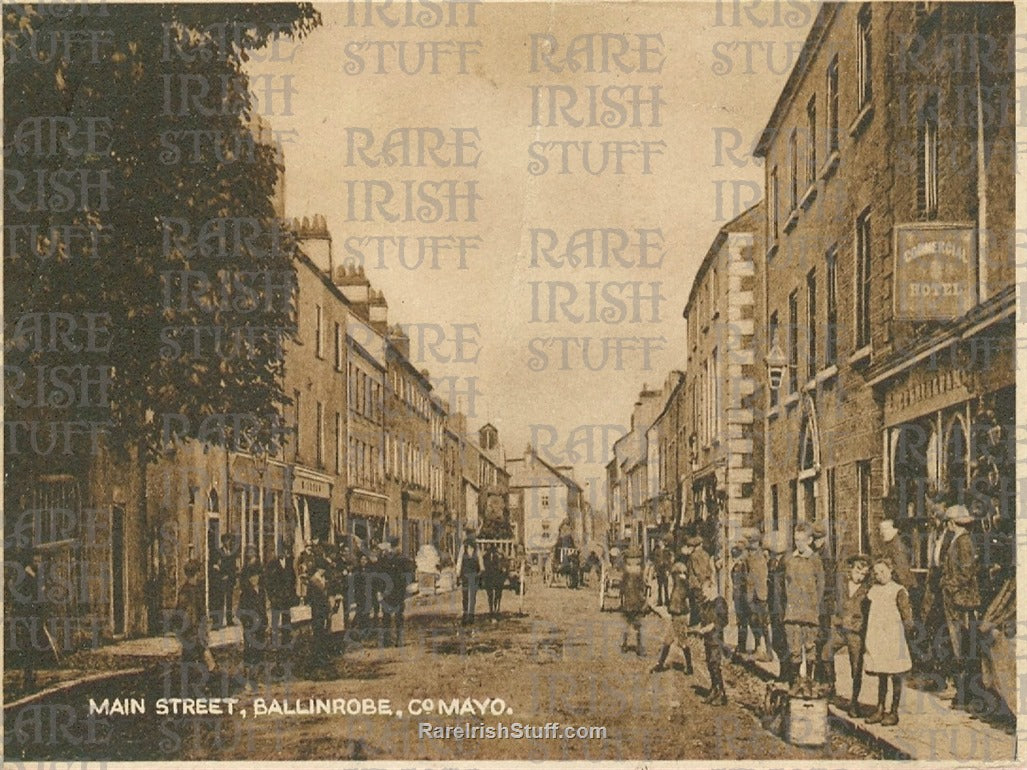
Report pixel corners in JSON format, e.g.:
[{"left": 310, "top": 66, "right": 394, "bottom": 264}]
[{"left": 863, "top": 581, "right": 911, "bottom": 675}]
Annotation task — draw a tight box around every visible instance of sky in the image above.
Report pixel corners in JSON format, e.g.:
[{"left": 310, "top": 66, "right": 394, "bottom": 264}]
[{"left": 248, "top": 1, "right": 817, "bottom": 507}]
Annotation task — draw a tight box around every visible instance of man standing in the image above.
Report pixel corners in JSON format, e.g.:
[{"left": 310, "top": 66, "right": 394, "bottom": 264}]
[
  {"left": 265, "top": 544, "right": 297, "bottom": 648},
  {"left": 651, "top": 545, "right": 694, "bottom": 674},
  {"left": 766, "top": 532, "right": 791, "bottom": 680},
  {"left": 729, "top": 542, "right": 750, "bottom": 660},
  {"left": 783, "top": 524, "right": 824, "bottom": 695},
  {"left": 380, "top": 537, "right": 414, "bottom": 646},
  {"left": 456, "top": 535, "right": 484, "bottom": 627},
  {"left": 653, "top": 539, "right": 671, "bottom": 607},
  {"left": 941, "top": 504, "right": 980, "bottom": 711},
  {"left": 746, "top": 535, "right": 772, "bottom": 662},
  {"left": 211, "top": 534, "right": 238, "bottom": 629}
]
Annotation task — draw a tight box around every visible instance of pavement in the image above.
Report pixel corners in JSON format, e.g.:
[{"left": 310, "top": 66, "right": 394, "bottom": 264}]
[{"left": 723, "top": 621, "right": 1016, "bottom": 762}]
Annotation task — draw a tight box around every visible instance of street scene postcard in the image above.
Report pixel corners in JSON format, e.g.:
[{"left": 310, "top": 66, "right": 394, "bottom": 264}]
[{"left": 2, "top": 0, "right": 1024, "bottom": 766}]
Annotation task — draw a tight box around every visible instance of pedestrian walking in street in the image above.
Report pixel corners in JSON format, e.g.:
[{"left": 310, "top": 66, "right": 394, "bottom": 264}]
[
  {"left": 265, "top": 545, "right": 297, "bottom": 648},
  {"left": 483, "top": 544, "right": 507, "bottom": 622},
  {"left": 237, "top": 561, "right": 267, "bottom": 691},
  {"left": 211, "top": 534, "right": 238, "bottom": 629},
  {"left": 783, "top": 524, "right": 824, "bottom": 695},
  {"left": 940, "top": 504, "right": 981, "bottom": 712},
  {"left": 619, "top": 548, "right": 646, "bottom": 656},
  {"left": 730, "top": 542, "right": 750, "bottom": 660},
  {"left": 651, "top": 545, "right": 694, "bottom": 674},
  {"left": 653, "top": 540, "right": 671, "bottom": 607},
  {"left": 692, "top": 579, "right": 728, "bottom": 705},
  {"left": 863, "top": 557, "right": 914, "bottom": 726},
  {"left": 765, "top": 531, "right": 790, "bottom": 680},
  {"left": 508, "top": 544, "right": 527, "bottom": 597},
  {"left": 307, "top": 560, "right": 332, "bottom": 665},
  {"left": 745, "top": 535, "right": 772, "bottom": 662},
  {"left": 380, "top": 537, "right": 414, "bottom": 647},
  {"left": 350, "top": 551, "right": 373, "bottom": 638},
  {"left": 456, "top": 535, "right": 484, "bottom": 627},
  {"left": 821, "top": 554, "right": 871, "bottom": 715}
]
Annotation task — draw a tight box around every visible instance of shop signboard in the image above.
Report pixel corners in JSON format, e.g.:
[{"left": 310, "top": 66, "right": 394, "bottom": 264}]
[{"left": 893, "top": 224, "right": 976, "bottom": 320}]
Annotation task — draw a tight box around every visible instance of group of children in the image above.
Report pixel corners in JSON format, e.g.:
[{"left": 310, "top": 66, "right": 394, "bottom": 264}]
[
  {"left": 619, "top": 546, "right": 730, "bottom": 706},
  {"left": 617, "top": 524, "right": 917, "bottom": 725}
]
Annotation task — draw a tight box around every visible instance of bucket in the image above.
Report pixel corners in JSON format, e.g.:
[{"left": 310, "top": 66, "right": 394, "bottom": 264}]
[{"left": 787, "top": 697, "right": 828, "bottom": 746}]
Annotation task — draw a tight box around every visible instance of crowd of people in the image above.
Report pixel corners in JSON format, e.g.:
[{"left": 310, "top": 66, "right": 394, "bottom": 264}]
[{"left": 630, "top": 502, "right": 1014, "bottom": 728}]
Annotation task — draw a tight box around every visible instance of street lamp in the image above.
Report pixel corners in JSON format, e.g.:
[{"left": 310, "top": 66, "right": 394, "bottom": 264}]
[{"left": 765, "top": 340, "right": 795, "bottom": 392}]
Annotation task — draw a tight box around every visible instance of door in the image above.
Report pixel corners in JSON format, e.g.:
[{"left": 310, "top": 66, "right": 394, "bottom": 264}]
[
  {"left": 111, "top": 506, "right": 126, "bottom": 635},
  {"left": 206, "top": 517, "right": 220, "bottom": 615}
]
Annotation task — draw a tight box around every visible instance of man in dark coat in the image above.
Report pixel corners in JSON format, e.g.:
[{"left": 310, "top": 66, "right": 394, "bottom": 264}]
[
  {"left": 211, "top": 534, "right": 238, "bottom": 628},
  {"left": 685, "top": 536, "right": 713, "bottom": 625},
  {"left": 379, "top": 537, "right": 414, "bottom": 647},
  {"left": 941, "top": 505, "right": 981, "bottom": 711},
  {"left": 878, "top": 519, "right": 915, "bottom": 591},
  {"left": 730, "top": 543, "right": 750, "bottom": 660},
  {"left": 265, "top": 545, "right": 297, "bottom": 647}
]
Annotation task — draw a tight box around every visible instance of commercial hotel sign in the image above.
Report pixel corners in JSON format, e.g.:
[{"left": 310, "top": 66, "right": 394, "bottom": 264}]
[{"left": 893, "top": 224, "right": 977, "bottom": 321}]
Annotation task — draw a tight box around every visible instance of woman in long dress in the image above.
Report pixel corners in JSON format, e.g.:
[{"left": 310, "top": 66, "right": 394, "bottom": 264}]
[{"left": 863, "top": 557, "right": 914, "bottom": 726}]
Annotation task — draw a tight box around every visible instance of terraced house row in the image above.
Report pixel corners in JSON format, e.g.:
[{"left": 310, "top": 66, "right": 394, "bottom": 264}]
[{"left": 608, "top": 2, "right": 1016, "bottom": 608}]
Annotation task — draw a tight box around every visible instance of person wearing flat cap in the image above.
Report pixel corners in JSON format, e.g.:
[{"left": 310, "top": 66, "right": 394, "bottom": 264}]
[
  {"left": 941, "top": 504, "right": 981, "bottom": 711},
  {"left": 810, "top": 522, "right": 835, "bottom": 688}
]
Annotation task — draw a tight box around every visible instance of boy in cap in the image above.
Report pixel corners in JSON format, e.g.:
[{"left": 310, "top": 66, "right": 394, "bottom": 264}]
[
  {"left": 784, "top": 524, "right": 824, "bottom": 695},
  {"left": 821, "top": 553, "right": 871, "bottom": 714},
  {"left": 651, "top": 544, "right": 694, "bottom": 674},
  {"left": 941, "top": 504, "right": 980, "bottom": 711},
  {"left": 690, "top": 579, "right": 728, "bottom": 705},
  {"left": 765, "top": 531, "right": 790, "bottom": 679},
  {"left": 686, "top": 535, "right": 713, "bottom": 625}
]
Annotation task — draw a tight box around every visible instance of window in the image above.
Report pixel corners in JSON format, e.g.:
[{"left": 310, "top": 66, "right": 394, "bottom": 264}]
[
  {"left": 771, "top": 484, "right": 780, "bottom": 530},
  {"left": 768, "top": 310, "right": 780, "bottom": 407},
  {"left": 855, "top": 210, "right": 872, "bottom": 348},
  {"left": 334, "top": 322, "right": 343, "bottom": 371},
  {"left": 918, "top": 92, "right": 939, "bottom": 219},
  {"left": 315, "top": 304, "right": 324, "bottom": 359},
  {"left": 806, "top": 270, "right": 817, "bottom": 378},
  {"left": 541, "top": 492, "right": 550, "bottom": 508},
  {"left": 335, "top": 411, "right": 343, "bottom": 475},
  {"left": 789, "top": 129, "right": 799, "bottom": 211},
  {"left": 826, "top": 249, "right": 838, "bottom": 366},
  {"left": 710, "top": 347, "right": 720, "bottom": 441},
  {"left": 788, "top": 290, "right": 798, "bottom": 393},
  {"left": 315, "top": 401, "right": 324, "bottom": 467},
  {"left": 857, "top": 460, "right": 871, "bottom": 555},
  {"left": 826, "top": 55, "right": 839, "bottom": 154},
  {"left": 805, "top": 95, "right": 817, "bottom": 187},
  {"left": 768, "top": 166, "right": 779, "bottom": 243},
  {"left": 857, "top": 5, "right": 872, "bottom": 109}
]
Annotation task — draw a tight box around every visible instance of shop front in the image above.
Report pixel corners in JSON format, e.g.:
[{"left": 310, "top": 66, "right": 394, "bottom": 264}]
[
  {"left": 348, "top": 486, "right": 389, "bottom": 550},
  {"left": 873, "top": 292, "right": 1015, "bottom": 607}
]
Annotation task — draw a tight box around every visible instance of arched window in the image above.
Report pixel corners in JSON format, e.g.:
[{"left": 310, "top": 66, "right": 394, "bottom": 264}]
[
  {"left": 944, "top": 415, "right": 968, "bottom": 501},
  {"left": 207, "top": 488, "right": 220, "bottom": 513}
]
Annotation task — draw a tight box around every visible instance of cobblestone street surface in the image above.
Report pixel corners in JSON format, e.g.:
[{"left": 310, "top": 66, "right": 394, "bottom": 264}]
[{"left": 5, "top": 583, "right": 881, "bottom": 761}]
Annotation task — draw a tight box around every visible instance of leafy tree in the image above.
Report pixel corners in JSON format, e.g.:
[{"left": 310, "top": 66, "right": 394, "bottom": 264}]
[{"left": 4, "top": 4, "right": 320, "bottom": 531}]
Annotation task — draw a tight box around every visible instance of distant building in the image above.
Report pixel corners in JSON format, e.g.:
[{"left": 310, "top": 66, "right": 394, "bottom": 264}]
[{"left": 507, "top": 445, "right": 583, "bottom": 560}]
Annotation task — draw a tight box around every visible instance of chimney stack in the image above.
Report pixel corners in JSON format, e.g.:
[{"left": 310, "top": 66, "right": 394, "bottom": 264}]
[
  {"left": 334, "top": 262, "right": 371, "bottom": 321},
  {"left": 293, "top": 214, "right": 332, "bottom": 277}
]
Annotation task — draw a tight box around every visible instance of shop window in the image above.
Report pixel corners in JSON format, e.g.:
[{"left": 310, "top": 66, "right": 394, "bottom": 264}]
[
  {"left": 857, "top": 5, "right": 872, "bottom": 109},
  {"left": 857, "top": 460, "right": 871, "bottom": 555},
  {"left": 854, "top": 210, "right": 872, "bottom": 349}
]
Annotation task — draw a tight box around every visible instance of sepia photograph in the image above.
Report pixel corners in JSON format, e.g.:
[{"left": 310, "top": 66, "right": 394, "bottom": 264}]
[{"left": 3, "top": 0, "right": 1021, "bottom": 764}]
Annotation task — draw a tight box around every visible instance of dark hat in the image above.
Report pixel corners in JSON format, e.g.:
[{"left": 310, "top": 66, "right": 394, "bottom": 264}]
[
  {"left": 464, "top": 534, "right": 476, "bottom": 545},
  {"left": 388, "top": 535, "right": 400, "bottom": 547},
  {"left": 811, "top": 523, "right": 827, "bottom": 539},
  {"left": 730, "top": 545, "right": 743, "bottom": 557},
  {"left": 845, "top": 553, "right": 871, "bottom": 567}
]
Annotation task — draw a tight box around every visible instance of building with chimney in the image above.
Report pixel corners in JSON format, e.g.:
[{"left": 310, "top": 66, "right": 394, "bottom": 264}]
[
  {"left": 507, "top": 445, "right": 583, "bottom": 562},
  {"left": 753, "top": 0, "right": 1015, "bottom": 590}
]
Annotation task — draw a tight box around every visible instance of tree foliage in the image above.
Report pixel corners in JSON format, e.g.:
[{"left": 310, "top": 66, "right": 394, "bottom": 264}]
[{"left": 4, "top": 3, "right": 322, "bottom": 490}]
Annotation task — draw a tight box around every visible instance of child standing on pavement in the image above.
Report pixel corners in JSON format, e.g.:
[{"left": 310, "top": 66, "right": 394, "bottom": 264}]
[
  {"left": 694, "top": 579, "right": 729, "bottom": 705},
  {"left": 863, "top": 557, "right": 913, "bottom": 726}
]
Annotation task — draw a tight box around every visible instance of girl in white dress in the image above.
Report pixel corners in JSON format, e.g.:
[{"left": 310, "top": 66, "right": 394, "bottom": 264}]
[{"left": 863, "top": 557, "right": 914, "bottom": 726}]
